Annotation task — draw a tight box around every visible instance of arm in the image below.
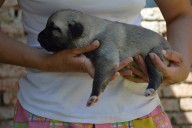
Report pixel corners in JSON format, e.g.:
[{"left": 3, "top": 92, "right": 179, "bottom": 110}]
[
  {"left": 155, "top": 0, "right": 192, "bottom": 65},
  {"left": 153, "top": 0, "right": 192, "bottom": 83},
  {"left": 121, "top": 0, "right": 192, "bottom": 84},
  {"left": 0, "top": 30, "right": 133, "bottom": 78},
  {"left": 0, "top": 29, "right": 102, "bottom": 74},
  {"left": 0, "top": 0, "right": 132, "bottom": 78},
  {"left": 0, "top": 0, "right": 100, "bottom": 76}
]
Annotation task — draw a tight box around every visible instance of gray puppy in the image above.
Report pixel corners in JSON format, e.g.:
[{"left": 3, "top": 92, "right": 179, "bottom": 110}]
[{"left": 38, "top": 9, "right": 171, "bottom": 107}]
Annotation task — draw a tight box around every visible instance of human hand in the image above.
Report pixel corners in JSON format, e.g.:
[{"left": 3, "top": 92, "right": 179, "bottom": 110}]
[
  {"left": 43, "top": 40, "right": 133, "bottom": 79},
  {"left": 120, "top": 50, "right": 190, "bottom": 85},
  {"left": 43, "top": 40, "right": 100, "bottom": 77},
  {"left": 110, "top": 56, "right": 133, "bottom": 81},
  {"left": 149, "top": 50, "right": 189, "bottom": 85},
  {"left": 120, "top": 55, "right": 149, "bottom": 83}
]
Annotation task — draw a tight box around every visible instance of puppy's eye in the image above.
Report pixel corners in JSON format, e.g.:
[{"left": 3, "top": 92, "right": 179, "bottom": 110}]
[{"left": 68, "top": 22, "right": 83, "bottom": 38}]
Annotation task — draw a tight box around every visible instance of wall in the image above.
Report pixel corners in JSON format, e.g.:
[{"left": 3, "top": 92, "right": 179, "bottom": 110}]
[
  {"left": 0, "top": 1, "right": 26, "bottom": 128},
  {"left": 141, "top": 8, "right": 192, "bottom": 128},
  {"left": 0, "top": 1, "right": 192, "bottom": 128}
]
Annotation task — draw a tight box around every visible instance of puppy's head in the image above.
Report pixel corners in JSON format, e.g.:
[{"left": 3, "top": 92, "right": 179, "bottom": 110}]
[{"left": 38, "top": 9, "right": 87, "bottom": 52}]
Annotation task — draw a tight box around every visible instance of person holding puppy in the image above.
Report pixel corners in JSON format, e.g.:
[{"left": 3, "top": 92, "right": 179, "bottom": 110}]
[{"left": 0, "top": 0, "right": 192, "bottom": 128}]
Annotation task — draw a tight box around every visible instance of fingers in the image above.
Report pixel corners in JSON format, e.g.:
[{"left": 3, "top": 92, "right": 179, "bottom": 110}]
[
  {"left": 162, "top": 50, "right": 183, "bottom": 63},
  {"left": 110, "top": 72, "right": 121, "bottom": 81},
  {"left": 56, "top": 40, "right": 99, "bottom": 77},
  {"left": 123, "top": 75, "right": 147, "bottom": 83},
  {"left": 149, "top": 50, "right": 184, "bottom": 77},
  {"left": 121, "top": 50, "right": 187, "bottom": 85},
  {"left": 72, "top": 40, "right": 100, "bottom": 55},
  {"left": 149, "top": 52, "right": 170, "bottom": 76},
  {"left": 130, "top": 66, "right": 149, "bottom": 81},
  {"left": 120, "top": 70, "right": 132, "bottom": 76},
  {"left": 115, "top": 57, "right": 133, "bottom": 71},
  {"left": 121, "top": 65, "right": 149, "bottom": 83},
  {"left": 118, "top": 55, "right": 148, "bottom": 83},
  {"left": 133, "top": 55, "right": 148, "bottom": 76},
  {"left": 110, "top": 57, "right": 133, "bottom": 81},
  {"left": 79, "top": 55, "right": 95, "bottom": 77}
]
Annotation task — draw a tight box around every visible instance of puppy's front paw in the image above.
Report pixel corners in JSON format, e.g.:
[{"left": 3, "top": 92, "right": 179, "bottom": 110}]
[
  {"left": 86, "top": 96, "right": 99, "bottom": 107},
  {"left": 144, "top": 88, "right": 156, "bottom": 96}
]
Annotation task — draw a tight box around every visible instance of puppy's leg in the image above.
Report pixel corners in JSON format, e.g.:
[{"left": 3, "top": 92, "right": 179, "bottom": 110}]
[
  {"left": 86, "top": 54, "right": 118, "bottom": 107},
  {"left": 144, "top": 48, "right": 164, "bottom": 96}
]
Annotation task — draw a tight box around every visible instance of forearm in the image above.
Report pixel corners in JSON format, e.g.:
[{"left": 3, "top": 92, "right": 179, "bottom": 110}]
[
  {"left": 155, "top": 0, "right": 192, "bottom": 69},
  {"left": 0, "top": 30, "right": 49, "bottom": 70},
  {"left": 166, "top": 14, "right": 192, "bottom": 68},
  {"left": 0, "top": 29, "right": 101, "bottom": 75},
  {"left": 0, "top": 0, "right": 53, "bottom": 71}
]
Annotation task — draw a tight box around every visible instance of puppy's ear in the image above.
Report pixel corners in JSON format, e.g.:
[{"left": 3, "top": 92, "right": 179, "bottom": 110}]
[{"left": 68, "top": 22, "right": 84, "bottom": 38}]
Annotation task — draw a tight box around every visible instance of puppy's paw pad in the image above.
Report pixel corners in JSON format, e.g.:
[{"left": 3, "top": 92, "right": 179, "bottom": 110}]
[
  {"left": 86, "top": 96, "right": 99, "bottom": 107},
  {"left": 144, "top": 88, "right": 156, "bottom": 96}
]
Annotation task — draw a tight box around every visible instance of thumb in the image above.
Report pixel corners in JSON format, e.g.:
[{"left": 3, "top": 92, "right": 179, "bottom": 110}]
[
  {"left": 80, "top": 56, "right": 95, "bottom": 78},
  {"left": 73, "top": 40, "right": 100, "bottom": 55},
  {"left": 162, "top": 50, "right": 183, "bottom": 63},
  {"left": 149, "top": 52, "right": 169, "bottom": 75}
]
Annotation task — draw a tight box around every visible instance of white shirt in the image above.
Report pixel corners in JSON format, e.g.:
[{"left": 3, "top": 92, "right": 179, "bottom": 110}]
[{"left": 18, "top": 0, "right": 161, "bottom": 123}]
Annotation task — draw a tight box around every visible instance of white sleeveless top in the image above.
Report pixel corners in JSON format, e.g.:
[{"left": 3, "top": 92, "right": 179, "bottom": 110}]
[{"left": 17, "top": 0, "right": 161, "bottom": 123}]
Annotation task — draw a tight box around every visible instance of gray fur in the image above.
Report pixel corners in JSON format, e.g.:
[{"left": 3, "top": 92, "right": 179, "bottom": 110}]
[{"left": 38, "top": 9, "right": 171, "bottom": 107}]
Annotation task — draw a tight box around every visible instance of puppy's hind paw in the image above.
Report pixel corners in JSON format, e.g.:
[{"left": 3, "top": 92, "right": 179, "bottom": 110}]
[
  {"left": 144, "top": 88, "right": 156, "bottom": 96},
  {"left": 86, "top": 96, "right": 99, "bottom": 107}
]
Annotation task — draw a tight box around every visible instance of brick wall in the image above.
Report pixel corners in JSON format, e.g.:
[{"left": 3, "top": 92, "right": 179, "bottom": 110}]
[
  {"left": 0, "top": 1, "right": 26, "bottom": 128},
  {"left": 141, "top": 8, "right": 192, "bottom": 128},
  {"left": 0, "top": 2, "right": 192, "bottom": 128}
]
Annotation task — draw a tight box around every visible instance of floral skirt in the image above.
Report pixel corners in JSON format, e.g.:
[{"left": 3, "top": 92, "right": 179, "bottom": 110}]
[{"left": 14, "top": 101, "right": 172, "bottom": 128}]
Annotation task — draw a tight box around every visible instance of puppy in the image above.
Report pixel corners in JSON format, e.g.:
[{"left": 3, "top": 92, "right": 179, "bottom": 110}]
[{"left": 38, "top": 9, "right": 171, "bottom": 107}]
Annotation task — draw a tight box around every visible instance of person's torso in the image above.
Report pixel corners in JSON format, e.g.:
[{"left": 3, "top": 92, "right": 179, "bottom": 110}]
[{"left": 17, "top": 0, "right": 161, "bottom": 123}]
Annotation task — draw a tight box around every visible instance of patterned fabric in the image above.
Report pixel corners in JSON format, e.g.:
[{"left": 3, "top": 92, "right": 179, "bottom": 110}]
[{"left": 14, "top": 102, "right": 172, "bottom": 128}]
